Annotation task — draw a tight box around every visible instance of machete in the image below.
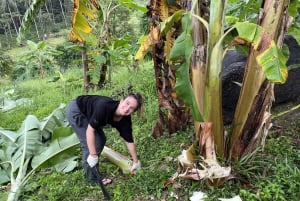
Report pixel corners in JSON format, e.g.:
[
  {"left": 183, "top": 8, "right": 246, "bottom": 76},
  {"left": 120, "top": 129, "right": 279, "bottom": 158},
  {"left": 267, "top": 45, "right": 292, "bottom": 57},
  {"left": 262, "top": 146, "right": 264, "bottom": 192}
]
[{"left": 91, "top": 166, "right": 111, "bottom": 200}]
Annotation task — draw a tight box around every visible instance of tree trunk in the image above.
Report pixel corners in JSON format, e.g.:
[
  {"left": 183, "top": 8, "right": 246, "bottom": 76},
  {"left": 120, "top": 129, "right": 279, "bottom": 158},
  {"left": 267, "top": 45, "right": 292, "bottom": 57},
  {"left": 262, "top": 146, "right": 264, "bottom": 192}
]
[
  {"left": 44, "top": 2, "right": 55, "bottom": 26},
  {"left": 7, "top": 2, "right": 19, "bottom": 35},
  {"left": 33, "top": 19, "right": 40, "bottom": 39},
  {"left": 98, "top": 63, "right": 107, "bottom": 88},
  {"left": 38, "top": 9, "right": 46, "bottom": 36},
  {"left": 96, "top": 3, "right": 120, "bottom": 88},
  {"left": 7, "top": 23, "right": 13, "bottom": 48},
  {"left": 59, "top": 0, "right": 68, "bottom": 27},
  {"left": 81, "top": 42, "right": 91, "bottom": 93},
  {"left": 48, "top": 0, "right": 57, "bottom": 24},
  {"left": 148, "top": 0, "right": 191, "bottom": 138},
  {"left": 151, "top": 44, "right": 191, "bottom": 137},
  {"left": 14, "top": 1, "right": 22, "bottom": 27},
  {"left": 4, "top": 26, "right": 11, "bottom": 49},
  {"left": 188, "top": 0, "right": 209, "bottom": 156},
  {"left": 229, "top": 0, "right": 290, "bottom": 159}
]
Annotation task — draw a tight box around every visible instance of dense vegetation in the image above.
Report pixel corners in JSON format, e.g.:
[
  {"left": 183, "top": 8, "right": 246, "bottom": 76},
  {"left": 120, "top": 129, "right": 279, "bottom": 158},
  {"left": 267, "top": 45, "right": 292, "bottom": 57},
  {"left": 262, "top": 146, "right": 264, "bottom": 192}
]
[
  {"left": 0, "top": 0, "right": 72, "bottom": 48},
  {"left": 0, "top": 0, "right": 145, "bottom": 50},
  {"left": 0, "top": 61, "right": 299, "bottom": 200},
  {"left": 1, "top": 0, "right": 299, "bottom": 200}
]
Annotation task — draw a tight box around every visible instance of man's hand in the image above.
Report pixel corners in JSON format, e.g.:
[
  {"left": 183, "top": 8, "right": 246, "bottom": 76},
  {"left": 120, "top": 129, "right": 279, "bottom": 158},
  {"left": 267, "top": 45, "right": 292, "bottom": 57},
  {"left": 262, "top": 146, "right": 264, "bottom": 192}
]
[
  {"left": 130, "top": 160, "right": 141, "bottom": 174},
  {"left": 87, "top": 155, "right": 98, "bottom": 167}
]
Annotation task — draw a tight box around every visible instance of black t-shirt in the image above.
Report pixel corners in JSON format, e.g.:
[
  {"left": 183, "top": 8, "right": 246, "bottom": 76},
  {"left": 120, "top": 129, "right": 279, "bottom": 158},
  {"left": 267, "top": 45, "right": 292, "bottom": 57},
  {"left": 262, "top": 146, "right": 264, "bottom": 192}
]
[{"left": 76, "top": 95, "right": 134, "bottom": 143}]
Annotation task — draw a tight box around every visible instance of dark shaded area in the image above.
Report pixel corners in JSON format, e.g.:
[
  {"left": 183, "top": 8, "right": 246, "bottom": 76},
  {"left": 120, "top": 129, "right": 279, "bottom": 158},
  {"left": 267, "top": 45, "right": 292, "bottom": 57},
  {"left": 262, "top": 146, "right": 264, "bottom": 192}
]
[
  {"left": 222, "top": 35, "right": 300, "bottom": 124},
  {"left": 274, "top": 35, "right": 300, "bottom": 104}
]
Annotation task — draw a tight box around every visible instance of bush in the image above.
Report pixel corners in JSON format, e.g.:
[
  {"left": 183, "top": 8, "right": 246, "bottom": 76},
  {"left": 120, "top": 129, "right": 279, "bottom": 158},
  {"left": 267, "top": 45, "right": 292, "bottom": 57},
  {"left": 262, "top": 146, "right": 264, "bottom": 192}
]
[
  {"left": 0, "top": 53, "right": 13, "bottom": 77},
  {"left": 55, "top": 42, "right": 82, "bottom": 72}
]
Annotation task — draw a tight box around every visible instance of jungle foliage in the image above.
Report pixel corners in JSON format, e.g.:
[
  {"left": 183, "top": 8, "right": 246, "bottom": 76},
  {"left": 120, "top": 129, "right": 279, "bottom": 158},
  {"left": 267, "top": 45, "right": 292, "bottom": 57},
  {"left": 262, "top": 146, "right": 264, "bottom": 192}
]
[
  {"left": 0, "top": 66, "right": 299, "bottom": 201},
  {"left": 0, "top": 0, "right": 299, "bottom": 200}
]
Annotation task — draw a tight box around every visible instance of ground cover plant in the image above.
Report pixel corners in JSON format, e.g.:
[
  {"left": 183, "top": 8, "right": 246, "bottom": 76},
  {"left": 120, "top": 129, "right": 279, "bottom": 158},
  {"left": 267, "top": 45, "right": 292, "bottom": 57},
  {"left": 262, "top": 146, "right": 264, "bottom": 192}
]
[{"left": 0, "top": 62, "right": 299, "bottom": 201}]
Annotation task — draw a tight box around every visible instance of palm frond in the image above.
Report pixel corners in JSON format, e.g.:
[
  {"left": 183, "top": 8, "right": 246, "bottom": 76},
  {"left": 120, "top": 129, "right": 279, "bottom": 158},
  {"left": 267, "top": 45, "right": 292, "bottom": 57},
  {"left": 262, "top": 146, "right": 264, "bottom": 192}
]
[{"left": 17, "top": 0, "right": 48, "bottom": 43}]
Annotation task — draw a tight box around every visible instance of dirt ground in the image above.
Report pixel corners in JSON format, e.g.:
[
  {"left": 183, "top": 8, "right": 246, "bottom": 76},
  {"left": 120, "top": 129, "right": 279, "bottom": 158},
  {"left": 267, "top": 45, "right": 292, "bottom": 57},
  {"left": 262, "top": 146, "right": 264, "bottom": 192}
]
[{"left": 271, "top": 101, "right": 300, "bottom": 148}]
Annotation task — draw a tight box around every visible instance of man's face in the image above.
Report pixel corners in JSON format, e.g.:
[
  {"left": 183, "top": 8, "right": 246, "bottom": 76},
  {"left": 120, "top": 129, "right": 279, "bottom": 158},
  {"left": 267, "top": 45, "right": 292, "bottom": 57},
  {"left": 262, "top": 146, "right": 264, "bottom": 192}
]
[{"left": 117, "top": 96, "right": 138, "bottom": 116}]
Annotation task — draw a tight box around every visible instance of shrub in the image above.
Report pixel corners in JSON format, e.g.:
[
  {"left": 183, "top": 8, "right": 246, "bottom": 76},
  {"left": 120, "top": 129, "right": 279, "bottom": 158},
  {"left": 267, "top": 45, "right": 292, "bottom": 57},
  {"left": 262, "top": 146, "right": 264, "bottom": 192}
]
[{"left": 0, "top": 53, "right": 13, "bottom": 77}]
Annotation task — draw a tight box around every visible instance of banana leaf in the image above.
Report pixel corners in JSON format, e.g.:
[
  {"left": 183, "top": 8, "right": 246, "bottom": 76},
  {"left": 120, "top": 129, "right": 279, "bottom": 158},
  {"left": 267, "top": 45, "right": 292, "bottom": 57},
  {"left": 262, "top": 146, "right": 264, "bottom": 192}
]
[
  {"left": 40, "top": 103, "right": 68, "bottom": 140},
  {"left": 31, "top": 127, "right": 79, "bottom": 172},
  {"left": 0, "top": 105, "right": 79, "bottom": 201}
]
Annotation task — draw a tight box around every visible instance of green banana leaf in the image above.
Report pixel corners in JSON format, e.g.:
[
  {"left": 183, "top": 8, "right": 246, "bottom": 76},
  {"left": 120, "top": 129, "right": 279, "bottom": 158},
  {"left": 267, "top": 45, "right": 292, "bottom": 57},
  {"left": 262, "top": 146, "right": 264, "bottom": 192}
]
[
  {"left": 0, "top": 98, "right": 33, "bottom": 112},
  {"left": 0, "top": 127, "right": 18, "bottom": 143},
  {"left": 170, "top": 14, "right": 203, "bottom": 122},
  {"left": 40, "top": 103, "right": 68, "bottom": 140},
  {"left": 31, "top": 127, "right": 79, "bottom": 172},
  {"left": 17, "top": 0, "right": 48, "bottom": 43},
  {"left": 160, "top": 10, "right": 186, "bottom": 35},
  {"left": 119, "top": 0, "right": 147, "bottom": 13},
  {"left": 0, "top": 105, "right": 79, "bottom": 201},
  {"left": 0, "top": 167, "right": 10, "bottom": 184},
  {"left": 12, "top": 115, "right": 42, "bottom": 172},
  {"left": 174, "top": 62, "right": 203, "bottom": 122},
  {"left": 256, "top": 41, "right": 288, "bottom": 83},
  {"left": 169, "top": 19, "right": 288, "bottom": 124},
  {"left": 235, "top": 22, "right": 288, "bottom": 83}
]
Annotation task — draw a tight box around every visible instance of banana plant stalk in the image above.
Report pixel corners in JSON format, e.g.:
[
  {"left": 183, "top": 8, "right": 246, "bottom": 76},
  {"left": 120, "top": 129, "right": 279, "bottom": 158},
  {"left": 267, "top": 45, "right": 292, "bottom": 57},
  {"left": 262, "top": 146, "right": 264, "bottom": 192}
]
[{"left": 101, "top": 146, "right": 132, "bottom": 174}]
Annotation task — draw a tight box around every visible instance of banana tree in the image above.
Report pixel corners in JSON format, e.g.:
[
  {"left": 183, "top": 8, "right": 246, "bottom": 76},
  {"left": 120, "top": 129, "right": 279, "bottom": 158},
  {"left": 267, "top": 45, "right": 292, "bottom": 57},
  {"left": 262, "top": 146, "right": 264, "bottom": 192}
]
[
  {"left": 135, "top": 1, "right": 192, "bottom": 138},
  {"left": 135, "top": 0, "right": 294, "bottom": 185},
  {"left": 69, "top": 0, "right": 147, "bottom": 89},
  {"left": 15, "top": 40, "right": 63, "bottom": 79},
  {"left": 16, "top": 0, "right": 98, "bottom": 91},
  {"left": 17, "top": 0, "right": 146, "bottom": 91},
  {"left": 0, "top": 104, "right": 79, "bottom": 201}
]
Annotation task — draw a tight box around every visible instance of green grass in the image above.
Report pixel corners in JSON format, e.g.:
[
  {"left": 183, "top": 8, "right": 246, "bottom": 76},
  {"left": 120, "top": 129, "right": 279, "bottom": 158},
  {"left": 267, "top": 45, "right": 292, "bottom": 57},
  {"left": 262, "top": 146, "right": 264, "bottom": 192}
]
[
  {"left": 0, "top": 61, "right": 299, "bottom": 201},
  {"left": 5, "top": 33, "right": 67, "bottom": 58}
]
